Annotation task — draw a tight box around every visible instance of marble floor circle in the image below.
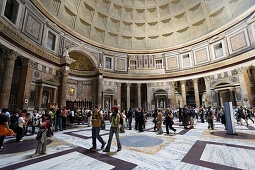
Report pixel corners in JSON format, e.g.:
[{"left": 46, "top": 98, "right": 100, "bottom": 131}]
[{"left": 120, "top": 135, "right": 164, "bottom": 147}]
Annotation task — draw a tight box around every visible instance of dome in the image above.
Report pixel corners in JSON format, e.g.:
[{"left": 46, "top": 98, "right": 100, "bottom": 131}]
[{"left": 36, "top": 0, "right": 254, "bottom": 51}]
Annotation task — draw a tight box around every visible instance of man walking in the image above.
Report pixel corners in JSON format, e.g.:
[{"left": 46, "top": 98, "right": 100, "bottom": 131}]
[{"left": 90, "top": 106, "right": 106, "bottom": 151}]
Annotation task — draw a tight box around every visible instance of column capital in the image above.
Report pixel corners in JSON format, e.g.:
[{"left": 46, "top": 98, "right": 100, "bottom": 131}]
[
  {"left": 126, "top": 83, "right": 131, "bottom": 87},
  {"left": 169, "top": 81, "right": 175, "bottom": 86},
  {"left": 147, "top": 83, "right": 151, "bottom": 87},
  {"left": 21, "top": 57, "right": 34, "bottom": 68},
  {"left": 137, "top": 83, "right": 141, "bottom": 88},
  {"left": 204, "top": 76, "right": 211, "bottom": 82},
  {"left": 7, "top": 50, "right": 19, "bottom": 60},
  {"left": 192, "top": 78, "right": 199, "bottom": 84},
  {"left": 116, "top": 82, "right": 121, "bottom": 87},
  {"left": 180, "top": 80, "right": 186, "bottom": 85},
  {"left": 60, "top": 67, "right": 70, "bottom": 77}
]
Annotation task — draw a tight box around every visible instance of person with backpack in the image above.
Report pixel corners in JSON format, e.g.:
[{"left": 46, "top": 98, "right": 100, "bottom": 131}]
[
  {"left": 103, "top": 106, "right": 121, "bottom": 152},
  {"left": 32, "top": 113, "right": 50, "bottom": 157},
  {"left": 90, "top": 106, "right": 106, "bottom": 151},
  {"left": 87, "top": 108, "right": 92, "bottom": 127}
]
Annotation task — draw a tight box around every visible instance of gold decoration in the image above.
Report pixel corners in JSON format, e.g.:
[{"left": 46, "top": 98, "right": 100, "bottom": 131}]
[{"left": 69, "top": 52, "right": 94, "bottom": 71}]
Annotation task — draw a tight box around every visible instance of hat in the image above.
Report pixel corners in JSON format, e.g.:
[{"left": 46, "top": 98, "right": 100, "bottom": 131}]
[
  {"left": 20, "top": 113, "right": 25, "bottom": 117},
  {"left": 112, "top": 106, "right": 119, "bottom": 112}
]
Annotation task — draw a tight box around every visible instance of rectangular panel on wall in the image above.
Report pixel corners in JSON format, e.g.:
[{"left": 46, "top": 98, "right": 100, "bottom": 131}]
[
  {"left": 165, "top": 54, "right": 179, "bottom": 70},
  {"left": 22, "top": 8, "right": 44, "bottom": 44},
  {"left": 181, "top": 53, "right": 192, "bottom": 68},
  {"left": 227, "top": 27, "right": 250, "bottom": 54},
  {"left": 115, "top": 56, "right": 127, "bottom": 71},
  {"left": 193, "top": 47, "right": 210, "bottom": 65}
]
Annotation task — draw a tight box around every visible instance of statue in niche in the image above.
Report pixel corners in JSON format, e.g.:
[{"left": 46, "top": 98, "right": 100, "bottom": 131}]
[
  {"left": 159, "top": 99, "right": 164, "bottom": 108},
  {"left": 104, "top": 98, "right": 109, "bottom": 110}
]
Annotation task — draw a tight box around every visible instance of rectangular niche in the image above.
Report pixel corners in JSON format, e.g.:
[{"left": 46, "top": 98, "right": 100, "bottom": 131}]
[
  {"left": 227, "top": 27, "right": 250, "bottom": 55},
  {"left": 159, "top": 18, "right": 172, "bottom": 33},
  {"left": 134, "top": 23, "right": 145, "bottom": 34},
  {"left": 2, "top": 0, "right": 21, "bottom": 26},
  {"left": 135, "top": 9, "right": 145, "bottom": 20},
  {"left": 104, "top": 55, "right": 113, "bottom": 70},
  {"left": 122, "top": 7, "right": 133, "bottom": 20},
  {"left": 119, "top": 36, "right": 132, "bottom": 49},
  {"left": 174, "top": 12, "right": 188, "bottom": 30},
  {"left": 181, "top": 52, "right": 192, "bottom": 68},
  {"left": 115, "top": 56, "right": 127, "bottom": 71},
  {"left": 22, "top": 8, "right": 44, "bottom": 44},
  {"left": 193, "top": 46, "right": 210, "bottom": 65},
  {"left": 121, "top": 21, "right": 132, "bottom": 34},
  {"left": 82, "top": 2, "right": 95, "bottom": 22},
  {"left": 211, "top": 40, "right": 226, "bottom": 60},
  {"left": 165, "top": 54, "right": 179, "bottom": 70},
  {"left": 146, "top": 7, "right": 157, "bottom": 20},
  {"left": 129, "top": 56, "right": 137, "bottom": 69},
  {"left": 155, "top": 59, "right": 163, "bottom": 69}
]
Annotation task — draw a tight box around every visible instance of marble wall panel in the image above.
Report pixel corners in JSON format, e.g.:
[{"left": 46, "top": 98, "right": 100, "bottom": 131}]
[{"left": 230, "top": 31, "right": 247, "bottom": 52}]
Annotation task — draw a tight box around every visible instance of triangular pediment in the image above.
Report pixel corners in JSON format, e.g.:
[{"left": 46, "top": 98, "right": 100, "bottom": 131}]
[{"left": 208, "top": 34, "right": 225, "bottom": 44}]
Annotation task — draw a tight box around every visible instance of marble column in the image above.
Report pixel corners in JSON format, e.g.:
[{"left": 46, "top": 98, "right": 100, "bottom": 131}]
[
  {"left": 204, "top": 76, "right": 212, "bottom": 107},
  {"left": 37, "top": 85, "right": 43, "bottom": 109},
  {"left": 147, "top": 83, "right": 151, "bottom": 111},
  {"left": 170, "top": 81, "right": 176, "bottom": 108},
  {"left": 98, "top": 76, "right": 103, "bottom": 109},
  {"left": 229, "top": 88, "right": 236, "bottom": 106},
  {"left": 60, "top": 67, "right": 69, "bottom": 108},
  {"left": 238, "top": 67, "right": 250, "bottom": 106},
  {"left": 117, "top": 82, "right": 121, "bottom": 108},
  {"left": 193, "top": 78, "right": 200, "bottom": 108},
  {"left": 53, "top": 88, "right": 57, "bottom": 104},
  {"left": 126, "top": 83, "right": 131, "bottom": 109},
  {"left": 137, "top": 83, "right": 141, "bottom": 108},
  {"left": 17, "top": 58, "right": 34, "bottom": 110},
  {"left": 0, "top": 49, "right": 18, "bottom": 108},
  {"left": 180, "top": 80, "right": 187, "bottom": 107}
]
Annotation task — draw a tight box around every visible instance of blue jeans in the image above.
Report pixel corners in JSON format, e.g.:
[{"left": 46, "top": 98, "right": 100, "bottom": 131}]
[
  {"left": 105, "top": 127, "right": 121, "bottom": 151},
  {"left": 55, "top": 117, "right": 62, "bottom": 131},
  {"left": 129, "top": 117, "right": 132, "bottom": 130},
  {"left": 92, "top": 127, "right": 105, "bottom": 148}
]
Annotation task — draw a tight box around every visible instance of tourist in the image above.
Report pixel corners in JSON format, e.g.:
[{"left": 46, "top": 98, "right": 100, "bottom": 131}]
[
  {"left": 153, "top": 109, "right": 158, "bottom": 131},
  {"left": 189, "top": 107, "right": 195, "bottom": 129},
  {"left": 0, "top": 108, "right": 14, "bottom": 152},
  {"left": 200, "top": 107, "right": 205, "bottom": 123},
  {"left": 32, "top": 113, "right": 50, "bottom": 157},
  {"left": 128, "top": 108, "right": 133, "bottom": 130},
  {"left": 90, "top": 106, "right": 106, "bottom": 151},
  {"left": 31, "top": 110, "right": 40, "bottom": 135},
  {"left": 246, "top": 107, "right": 254, "bottom": 124},
  {"left": 61, "top": 107, "right": 68, "bottom": 130},
  {"left": 103, "top": 106, "right": 121, "bottom": 152},
  {"left": 55, "top": 107, "right": 62, "bottom": 131},
  {"left": 221, "top": 108, "right": 227, "bottom": 130},
  {"left": 207, "top": 107, "right": 214, "bottom": 130},
  {"left": 138, "top": 109, "right": 145, "bottom": 132},
  {"left": 120, "top": 110, "right": 125, "bottom": 133},
  {"left": 135, "top": 109, "right": 139, "bottom": 130},
  {"left": 182, "top": 107, "right": 189, "bottom": 129},
  {"left": 157, "top": 109, "right": 163, "bottom": 135},
  {"left": 87, "top": 108, "right": 92, "bottom": 127},
  {"left": 165, "top": 108, "right": 176, "bottom": 135},
  {"left": 16, "top": 113, "right": 26, "bottom": 142}
]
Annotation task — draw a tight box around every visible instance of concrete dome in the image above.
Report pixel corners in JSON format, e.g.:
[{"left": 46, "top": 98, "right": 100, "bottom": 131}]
[{"left": 37, "top": 0, "right": 255, "bottom": 51}]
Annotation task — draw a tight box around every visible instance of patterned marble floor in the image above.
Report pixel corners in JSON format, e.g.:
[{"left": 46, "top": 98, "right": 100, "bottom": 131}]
[{"left": 0, "top": 118, "right": 255, "bottom": 170}]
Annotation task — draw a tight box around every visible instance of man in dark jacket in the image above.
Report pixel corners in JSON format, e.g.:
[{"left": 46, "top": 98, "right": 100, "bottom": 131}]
[
  {"left": 127, "top": 108, "right": 133, "bottom": 130},
  {"left": 153, "top": 109, "right": 158, "bottom": 131}
]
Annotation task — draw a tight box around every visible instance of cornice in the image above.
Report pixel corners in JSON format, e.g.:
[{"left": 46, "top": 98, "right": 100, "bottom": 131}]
[{"left": 32, "top": 0, "right": 255, "bottom": 54}]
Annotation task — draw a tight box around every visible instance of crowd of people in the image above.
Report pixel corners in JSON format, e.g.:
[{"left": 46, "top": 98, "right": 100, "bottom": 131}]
[{"left": 0, "top": 104, "right": 254, "bottom": 154}]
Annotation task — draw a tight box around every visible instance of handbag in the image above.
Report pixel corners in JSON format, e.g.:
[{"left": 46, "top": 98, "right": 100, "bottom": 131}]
[{"left": 36, "top": 129, "right": 45, "bottom": 140}]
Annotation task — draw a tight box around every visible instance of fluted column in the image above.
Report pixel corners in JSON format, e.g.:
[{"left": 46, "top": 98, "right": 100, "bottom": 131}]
[
  {"left": 204, "top": 76, "right": 212, "bottom": 107},
  {"left": 0, "top": 49, "right": 18, "bottom": 108},
  {"left": 60, "top": 67, "right": 69, "bottom": 107},
  {"left": 126, "top": 83, "right": 131, "bottom": 109},
  {"left": 238, "top": 67, "right": 250, "bottom": 106},
  {"left": 17, "top": 58, "right": 34, "bottom": 110},
  {"left": 117, "top": 82, "right": 121, "bottom": 108},
  {"left": 98, "top": 76, "right": 103, "bottom": 109},
  {"left": 147, "top": 83, "right": 151, "bottom": 111},
  {"left": 137, "top": 83, "right": 141, "bottom": 108},
  {"left": 170, "top": 81, "right": 176, "bottom": 108},
  {"left": 193, "top": 78, "right": 200, "bottom": 108},
  {"left": 180, "top": 80, "right": 187, "bottom": 107}
]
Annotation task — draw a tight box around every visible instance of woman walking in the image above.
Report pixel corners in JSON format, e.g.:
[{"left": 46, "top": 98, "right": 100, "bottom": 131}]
[
  {"left": 32, "top": 114, "right": 50, "bottom": 157},
  {"left": 165, "top": 108, "right": 176, "bottom": 135},
  {"left": 103, "top": 106, "right": 121, "bottom": 152}
]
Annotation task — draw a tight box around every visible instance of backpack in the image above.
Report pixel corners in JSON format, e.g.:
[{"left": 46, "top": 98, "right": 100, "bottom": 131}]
[{"left": 87, "top": 110, "right": 92, "bottom": 117}]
